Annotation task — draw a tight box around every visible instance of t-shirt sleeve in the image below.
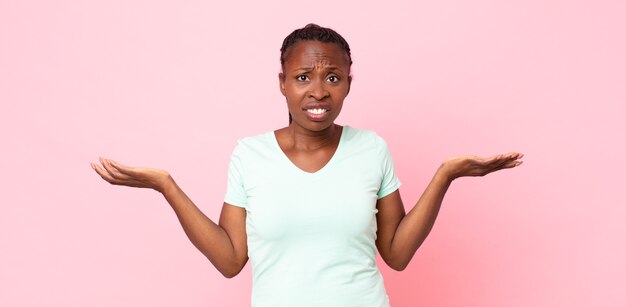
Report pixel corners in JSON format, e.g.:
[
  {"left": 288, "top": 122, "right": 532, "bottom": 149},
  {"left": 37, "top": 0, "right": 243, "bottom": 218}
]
[
  {"left": 376, "top": 137, "right": 402, "bottom": 199},
  {"left": 224, "top": 142, "right": 248, "bottom": 208}
]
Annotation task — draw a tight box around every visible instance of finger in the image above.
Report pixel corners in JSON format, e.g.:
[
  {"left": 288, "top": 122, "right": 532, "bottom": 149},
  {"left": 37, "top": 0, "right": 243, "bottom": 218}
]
[
  {"left": 91, "top": 162, "right": 110, "bottom": 179},
  {"left": 486, "top": 154, "right": 508, "bottom": 167},
  {"left": 480, "top": 155, "right": 514, "bottom": 173},
  {"left": 493, "top": 159, "right": 524, "bottom": 172},
  {"left": 505, "top": 152, "right": 524, "bottom": 160},
  {"left": 100, "top": 158, "right": 130, "bottom": 180},
  {"left": 491, "top": 152, "right": 522, "bottom": 167},
  {"left": 500, "top": 160, "right": 519, "bottom": 169},
  {"left": 107, "top": 159, "right": 136, "bottom": 176},
  {"left": 477, "top": 154, "right": 500, "bottom": 166},
  {"left": 498, "top": 154, "right": 518, "bottom": 165},
  {"left": 93, "top": 162, "right": 148, "bottom": 187},
  {"left": 99, "top": 158, "right": 117, "bottom": 177},
  {"left": 92, "top": 162, "right": 120, "bottom": 184}
]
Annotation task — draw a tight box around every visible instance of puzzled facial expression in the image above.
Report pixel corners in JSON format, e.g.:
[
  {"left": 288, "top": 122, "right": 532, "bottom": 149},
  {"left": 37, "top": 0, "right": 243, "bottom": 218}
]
[{"left": 279, "top": 40, "right": 352, "bottom": 131}]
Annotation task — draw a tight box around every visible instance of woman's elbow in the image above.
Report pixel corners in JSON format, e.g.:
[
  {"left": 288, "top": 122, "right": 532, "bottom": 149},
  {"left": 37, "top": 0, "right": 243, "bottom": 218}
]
[
  {"left": 382, "top": 254, "right": 410, "bottom": 271},
  {"left": 212, "top": 257, "right": 247, "bottom": 279},
  {"left": 220, "top": 270, "right": 239, "bottom": 279},
  {"left": 218, "top": 264, "right": 245, "bottom": 279},
  {"left": 388, "top": 261, "right": 409, "bottom": 272}
]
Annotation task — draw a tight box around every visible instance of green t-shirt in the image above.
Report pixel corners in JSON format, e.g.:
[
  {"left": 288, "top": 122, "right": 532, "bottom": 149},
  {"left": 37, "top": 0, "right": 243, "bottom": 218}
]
[{"left": 225, "top": 125, "right": 401, "bottom": 307}]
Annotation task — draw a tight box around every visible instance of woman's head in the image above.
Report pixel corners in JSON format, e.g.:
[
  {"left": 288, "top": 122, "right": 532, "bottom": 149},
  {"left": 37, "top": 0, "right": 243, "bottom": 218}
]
[
  {"left": 280, "top": 23, "right": 353, "bottom": 71},
  {"left": 279, "top": 24, "right": 353, "bottom": 128}
]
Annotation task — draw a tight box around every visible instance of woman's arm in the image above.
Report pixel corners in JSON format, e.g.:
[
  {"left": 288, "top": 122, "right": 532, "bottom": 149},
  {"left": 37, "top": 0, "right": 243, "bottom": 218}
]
[
  {"left": 375, "top": 152, "right": 523, "bottom": 271},
  {"left": 91, "top": 158, "right": 248, "bottom": 278}
]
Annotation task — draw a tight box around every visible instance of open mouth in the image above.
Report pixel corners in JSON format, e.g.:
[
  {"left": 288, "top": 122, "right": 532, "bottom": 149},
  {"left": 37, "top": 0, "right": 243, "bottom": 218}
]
[{"left": 306, "top": 108, "right": 328, "bottom": 115}]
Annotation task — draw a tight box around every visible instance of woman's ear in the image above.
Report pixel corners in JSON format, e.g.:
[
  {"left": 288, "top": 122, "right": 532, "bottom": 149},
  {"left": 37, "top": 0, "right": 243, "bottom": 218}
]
[
  {"left": 347, "top": 75, "right": 352, "bottom": 95},
  {"left": 278, "top": 72, "right": 286, "bottom": 96}
]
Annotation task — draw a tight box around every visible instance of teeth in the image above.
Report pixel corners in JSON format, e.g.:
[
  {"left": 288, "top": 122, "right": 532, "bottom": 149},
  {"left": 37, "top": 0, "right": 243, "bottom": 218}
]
[{"left": 307, "top": 108, "right": 327, "bottom": 115}]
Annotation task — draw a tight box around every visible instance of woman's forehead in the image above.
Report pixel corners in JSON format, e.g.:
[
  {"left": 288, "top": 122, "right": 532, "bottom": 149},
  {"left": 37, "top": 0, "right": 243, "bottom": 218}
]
[{"left": 284, "top": 41, "right": 350, "bottom": 68}]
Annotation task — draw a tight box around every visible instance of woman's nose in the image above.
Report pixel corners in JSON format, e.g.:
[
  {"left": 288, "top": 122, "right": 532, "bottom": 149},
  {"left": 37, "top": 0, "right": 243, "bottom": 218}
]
[{"left": 308, "top": 80, "right": 329, "bottom": 100}]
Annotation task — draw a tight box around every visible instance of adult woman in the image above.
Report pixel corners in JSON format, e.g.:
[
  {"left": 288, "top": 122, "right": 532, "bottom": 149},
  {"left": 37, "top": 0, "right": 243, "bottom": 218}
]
[{"left": 91, "top": 24, "right": 523, "bottom": 306}]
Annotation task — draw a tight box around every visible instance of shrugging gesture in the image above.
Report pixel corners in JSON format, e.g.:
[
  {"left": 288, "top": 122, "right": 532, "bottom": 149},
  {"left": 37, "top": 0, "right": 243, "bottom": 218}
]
[{"left": 90, "top": 23, "right": 525, "bottom": 307}]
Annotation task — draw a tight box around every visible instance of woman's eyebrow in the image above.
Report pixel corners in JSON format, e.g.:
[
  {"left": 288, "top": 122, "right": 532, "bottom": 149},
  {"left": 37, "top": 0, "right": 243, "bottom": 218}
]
[
  {"left": 294, "top": 67, "right": 313, "bottom": 71},
  {"left": 293, "top": 66, "right": 343, "bottom": 72}
]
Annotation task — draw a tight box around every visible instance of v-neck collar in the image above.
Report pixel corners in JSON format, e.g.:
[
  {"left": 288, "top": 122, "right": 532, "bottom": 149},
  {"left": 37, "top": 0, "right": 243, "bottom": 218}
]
[{"left": 271, "top": 125, "right": 348, "bottom": 176}]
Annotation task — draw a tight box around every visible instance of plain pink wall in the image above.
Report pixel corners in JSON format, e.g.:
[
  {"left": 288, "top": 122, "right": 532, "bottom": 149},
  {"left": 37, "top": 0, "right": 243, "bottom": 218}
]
[{"left": 1, "top": 0, "right": 625, "bottom": 306}]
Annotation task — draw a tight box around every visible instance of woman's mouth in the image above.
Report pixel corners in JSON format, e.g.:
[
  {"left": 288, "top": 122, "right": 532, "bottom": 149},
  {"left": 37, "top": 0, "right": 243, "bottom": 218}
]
[
  {"left": 304, "top": 108, "right": 330, "bottom": 121},
  {"left": 307, "top": 108, "right": 327, "bottom": 115}
]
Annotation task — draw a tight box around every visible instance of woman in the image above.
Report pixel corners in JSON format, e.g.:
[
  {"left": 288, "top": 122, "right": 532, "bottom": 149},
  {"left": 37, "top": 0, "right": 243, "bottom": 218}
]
[{"left": 91, "top": 24, "right": 523, "bottom": 307}]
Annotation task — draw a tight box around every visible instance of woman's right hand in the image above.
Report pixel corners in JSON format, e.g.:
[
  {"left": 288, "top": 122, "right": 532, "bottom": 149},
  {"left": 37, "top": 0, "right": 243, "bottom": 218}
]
[
  {"left": 91, "top": 157, "right": 249, "bottom": 277},
  {"left": 91, "top": 158, "right": 171, "bottom": 193}
]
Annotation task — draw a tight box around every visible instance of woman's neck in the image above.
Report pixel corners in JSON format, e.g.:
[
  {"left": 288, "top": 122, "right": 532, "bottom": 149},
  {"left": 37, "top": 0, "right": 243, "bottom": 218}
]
[{"left": 284, "top": 123, "right": 342, "bottom": 151}]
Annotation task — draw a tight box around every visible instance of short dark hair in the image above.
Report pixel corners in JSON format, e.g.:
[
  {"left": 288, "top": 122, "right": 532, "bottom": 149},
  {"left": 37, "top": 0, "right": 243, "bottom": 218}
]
[{"left": 280, "top": 23, "right": 353, "bottom": 68}]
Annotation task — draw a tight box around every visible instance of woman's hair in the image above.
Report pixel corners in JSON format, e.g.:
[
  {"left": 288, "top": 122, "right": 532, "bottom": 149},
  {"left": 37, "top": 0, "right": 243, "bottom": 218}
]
[
  {"left": 280, "top": 23, "right": 353, "bottom": 68},
  {"left": 280, "top": 23, "right": 352, "bottom": 124}
]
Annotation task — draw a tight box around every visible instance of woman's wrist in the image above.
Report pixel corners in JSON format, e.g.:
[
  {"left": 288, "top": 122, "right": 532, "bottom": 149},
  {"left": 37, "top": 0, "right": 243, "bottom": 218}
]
[
  {"left": 157, "top": 173, "right": 175, "bottom": 195},
  {"left": 437, "top": 162, "right": 457, "bottom": 183}
]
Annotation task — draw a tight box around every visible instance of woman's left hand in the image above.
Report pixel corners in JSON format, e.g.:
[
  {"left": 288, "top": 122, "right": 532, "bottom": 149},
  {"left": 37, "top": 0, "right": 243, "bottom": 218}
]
[{"left": 440, "top": 152, "right": 524, "bottom": 181}]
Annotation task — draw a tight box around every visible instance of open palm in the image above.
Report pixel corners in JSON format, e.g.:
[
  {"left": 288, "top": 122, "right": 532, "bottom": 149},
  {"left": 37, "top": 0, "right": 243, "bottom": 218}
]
[
  {"left": 442, "top": 152, "right": 524, "bottom": 180},
  {"left": 91, "top": 158, "right": 170, "bottom": 193}
]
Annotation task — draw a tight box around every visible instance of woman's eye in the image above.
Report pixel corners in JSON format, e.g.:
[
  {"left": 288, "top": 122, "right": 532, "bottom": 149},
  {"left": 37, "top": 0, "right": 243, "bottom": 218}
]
[
  {"left": 327, "top": 76, "right": 339, "bottom": 83},
  {"left": 297, "top": 75, "right": 308, "bottom": 81}
]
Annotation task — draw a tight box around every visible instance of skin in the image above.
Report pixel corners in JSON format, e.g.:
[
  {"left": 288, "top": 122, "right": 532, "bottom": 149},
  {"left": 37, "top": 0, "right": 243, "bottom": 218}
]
[
  {"left": 91, "top": 40, "right": 524, "bottom": 277},
  {"left": 275, "top": 41, "right": 352, "bottom": 172}
]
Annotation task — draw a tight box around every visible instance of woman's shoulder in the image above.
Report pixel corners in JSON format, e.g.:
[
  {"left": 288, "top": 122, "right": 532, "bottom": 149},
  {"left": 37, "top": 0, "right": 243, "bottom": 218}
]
[
  {"left": 237, "top": 130, "right": 274, "bottom": 144},
  {"left": 230, "top": 130, "right": 276, "bottom": 155},
  {"left": 343, "top": 125, "right": 388, "bottom": 147}
]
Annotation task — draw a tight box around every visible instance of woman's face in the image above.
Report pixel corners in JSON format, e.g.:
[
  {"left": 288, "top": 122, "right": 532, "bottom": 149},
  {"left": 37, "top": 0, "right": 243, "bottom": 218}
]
[{"left": 279, "top": 40, "right": 351, "bottom": 132}]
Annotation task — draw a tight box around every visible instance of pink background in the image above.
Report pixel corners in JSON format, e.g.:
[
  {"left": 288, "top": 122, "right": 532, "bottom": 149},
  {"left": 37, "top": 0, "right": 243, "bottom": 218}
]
[{"left": 1, "top": 0, "right": 625, "bottom": 306}]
